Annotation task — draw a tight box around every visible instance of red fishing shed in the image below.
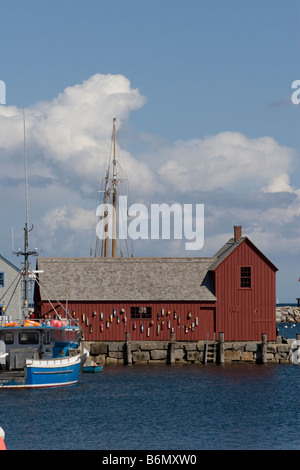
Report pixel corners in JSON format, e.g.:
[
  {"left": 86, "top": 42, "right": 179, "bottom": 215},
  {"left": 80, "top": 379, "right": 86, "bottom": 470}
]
[
  {"left": 33, "top": 226, "right": 278, "bottom": 342},
  {"left": 211, "top": 226, "right": 278, "bottom": 341}
]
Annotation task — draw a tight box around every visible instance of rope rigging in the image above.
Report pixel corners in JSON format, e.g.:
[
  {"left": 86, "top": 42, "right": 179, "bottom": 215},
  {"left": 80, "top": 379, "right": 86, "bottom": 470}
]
[{"left": 90, "top": 118, "right": 135, "bottom": 258}]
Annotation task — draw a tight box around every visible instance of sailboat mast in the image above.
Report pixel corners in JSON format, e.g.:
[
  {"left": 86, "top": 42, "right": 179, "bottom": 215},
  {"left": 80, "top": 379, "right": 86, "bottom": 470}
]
[
  {"left": 104, "top": 169, "right": 110, "bottom": 258},
  {"left": 112, "top": 117, "right": 118, "bottom": 258},
  {"left": 94, "top": 118, "right": 121, "bottom": 258}
]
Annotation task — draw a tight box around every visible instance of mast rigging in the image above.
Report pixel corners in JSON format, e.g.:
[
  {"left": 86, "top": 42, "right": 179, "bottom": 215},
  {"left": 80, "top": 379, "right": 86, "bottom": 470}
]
[{"left": 92, "top": 118, "right": 133, "bottom": 258}]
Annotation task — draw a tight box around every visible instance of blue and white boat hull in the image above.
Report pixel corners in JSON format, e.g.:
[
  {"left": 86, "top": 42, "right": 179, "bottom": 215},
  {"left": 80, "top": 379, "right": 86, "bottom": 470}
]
[
  {"left": 0, "top": 353, "right": 87, "bottom": 389},
  {"left": 25, "top": 353, "right": 85, "bottom": 388}
]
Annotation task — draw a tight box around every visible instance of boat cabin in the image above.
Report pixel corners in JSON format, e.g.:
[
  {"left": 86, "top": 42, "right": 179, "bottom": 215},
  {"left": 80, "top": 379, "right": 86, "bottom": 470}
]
[{"left": 0, "top": 324, "right": 79, "bottom": 370}]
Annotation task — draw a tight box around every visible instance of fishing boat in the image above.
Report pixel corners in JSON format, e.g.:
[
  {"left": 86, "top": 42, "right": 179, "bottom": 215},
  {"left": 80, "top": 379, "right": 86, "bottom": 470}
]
[
  {"left": 82, "top": 365, "right": 103, "bottom": 373},
  {"left": 82, "top": 357, "right": 103, "bottom": 373},
  {"left": 0, "top": 317, "right": 87, "bottom": 389},
  {"left": 0, "top": 109, "right": 87, "bottom": 389}
]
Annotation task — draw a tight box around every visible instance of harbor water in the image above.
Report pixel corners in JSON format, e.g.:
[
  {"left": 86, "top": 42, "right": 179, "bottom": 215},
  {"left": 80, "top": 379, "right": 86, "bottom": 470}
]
[
  {"left": 1, "top": 362, "right": 300, "bottom": 450},
  {"left": 276, "top": 322, "right": 300, "bottom": 339}
]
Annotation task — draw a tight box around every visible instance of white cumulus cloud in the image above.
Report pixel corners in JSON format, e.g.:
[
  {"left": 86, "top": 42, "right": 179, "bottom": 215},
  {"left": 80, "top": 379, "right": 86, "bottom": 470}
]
[
  {"left": 156, "top": 132, "right": 295, "bottom": 194},
  {"left": 1, "top": 72, "right": 299, "bottom": 295},
  {"left": 0, "top": 73, "right": 156, "bottom": 196}
]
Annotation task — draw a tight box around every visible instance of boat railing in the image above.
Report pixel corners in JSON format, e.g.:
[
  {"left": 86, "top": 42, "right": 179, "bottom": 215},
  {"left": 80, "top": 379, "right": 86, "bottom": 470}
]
[
  {"left": 0, "top": 316, "right": 80, "bottom": 329},
  {"left": 26, "top": 354, "right": 81, "bottom": 367}
]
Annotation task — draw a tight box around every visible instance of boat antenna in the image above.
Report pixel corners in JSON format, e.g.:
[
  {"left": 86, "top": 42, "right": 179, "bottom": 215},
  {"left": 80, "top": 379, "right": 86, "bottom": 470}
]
[
  {"left": 23, "top": 107, "right": 31, "bottom": 314},
  {"left": 24, "top": 108, "right": 29, "bottom": 237},
  {"left": 13, "top": 108, "right": 38, "bottom": 320}
]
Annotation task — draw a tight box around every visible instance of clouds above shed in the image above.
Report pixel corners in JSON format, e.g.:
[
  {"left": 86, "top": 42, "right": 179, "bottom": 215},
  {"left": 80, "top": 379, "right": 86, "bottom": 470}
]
[{"left": 0, "top": 73, "right": 299, "bottom": 301}]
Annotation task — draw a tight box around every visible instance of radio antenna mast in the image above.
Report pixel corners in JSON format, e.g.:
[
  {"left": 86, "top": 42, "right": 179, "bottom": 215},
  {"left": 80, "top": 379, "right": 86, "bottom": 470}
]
[{"left": 13, "top": 108, "right": 38, "bottom": 319}]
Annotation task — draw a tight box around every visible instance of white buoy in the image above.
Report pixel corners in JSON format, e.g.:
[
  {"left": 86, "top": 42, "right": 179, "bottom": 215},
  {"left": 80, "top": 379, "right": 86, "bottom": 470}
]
[{"left": 0, "top": 427, "right": 5, "bottom": 440}]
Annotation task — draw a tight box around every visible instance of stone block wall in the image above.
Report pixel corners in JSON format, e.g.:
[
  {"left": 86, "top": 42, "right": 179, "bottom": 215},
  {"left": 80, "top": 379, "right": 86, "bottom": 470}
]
[
  {"left": 84, "top": 337, "right": 298, "bottom": 365},
  {"left": 223, "top": 341, "right": 291, "bottom": 364}
]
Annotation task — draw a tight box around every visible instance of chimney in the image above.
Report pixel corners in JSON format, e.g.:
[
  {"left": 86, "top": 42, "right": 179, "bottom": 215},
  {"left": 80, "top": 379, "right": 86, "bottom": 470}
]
[{"left": 234, "top": 225, "right": 242, "bottom": 242}]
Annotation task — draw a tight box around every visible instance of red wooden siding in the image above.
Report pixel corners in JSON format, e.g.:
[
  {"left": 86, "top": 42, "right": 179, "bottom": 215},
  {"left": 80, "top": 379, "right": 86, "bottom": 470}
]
[
  {"left": 214, "top": 239, "right": 276, "bottom": 341},
  {"left": 40, "top": 301, "right": 216, "bottom": 342},
  {"left": 36, "top": 235, "right": 277, "bottom": 342}
]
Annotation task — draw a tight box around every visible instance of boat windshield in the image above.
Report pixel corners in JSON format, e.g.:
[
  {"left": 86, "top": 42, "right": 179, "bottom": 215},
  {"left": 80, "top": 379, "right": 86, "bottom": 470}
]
[{"left": 19, "top": 331, "right": 39, "bottom": 344}]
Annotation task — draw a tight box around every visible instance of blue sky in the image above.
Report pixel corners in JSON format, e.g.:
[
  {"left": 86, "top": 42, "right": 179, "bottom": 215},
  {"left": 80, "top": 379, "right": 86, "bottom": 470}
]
[{"left": 1, "top": 0, "right": 300, "bottom": 302}]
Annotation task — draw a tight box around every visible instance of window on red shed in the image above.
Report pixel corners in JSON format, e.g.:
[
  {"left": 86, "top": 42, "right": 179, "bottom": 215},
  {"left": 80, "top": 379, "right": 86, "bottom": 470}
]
[
  {"left": 131, "top": 306, "right": 152, "bottom": 319},
  {"left": 240, "top": 266, "right": 251, "bottom": 288}
]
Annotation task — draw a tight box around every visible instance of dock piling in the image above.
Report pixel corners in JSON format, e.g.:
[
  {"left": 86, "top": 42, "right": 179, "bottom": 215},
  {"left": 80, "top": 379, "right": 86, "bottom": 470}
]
[
  {"left": 169, "top": 332, "right": 176, "bottom": 364},
  {"left": 125, "top": 332, "right": 132, "bottom": 365},
  {"left": 219, "top": 332, "right": 225, "bottom": 364},
  {"left": 261, "top": 333, "right": 267, "bottom": 364}
]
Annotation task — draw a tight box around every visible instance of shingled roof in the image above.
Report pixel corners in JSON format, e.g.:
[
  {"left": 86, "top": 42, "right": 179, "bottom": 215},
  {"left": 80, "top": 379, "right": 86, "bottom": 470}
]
[
  {"left": 209, "top": 236, "right": 247, "bottom": 270},
  {"left": 35, "top": 257, "right": 217, "bottom": 302},
  {"left": 210, "top": 236, "right": 278, "bottom": 272}
]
